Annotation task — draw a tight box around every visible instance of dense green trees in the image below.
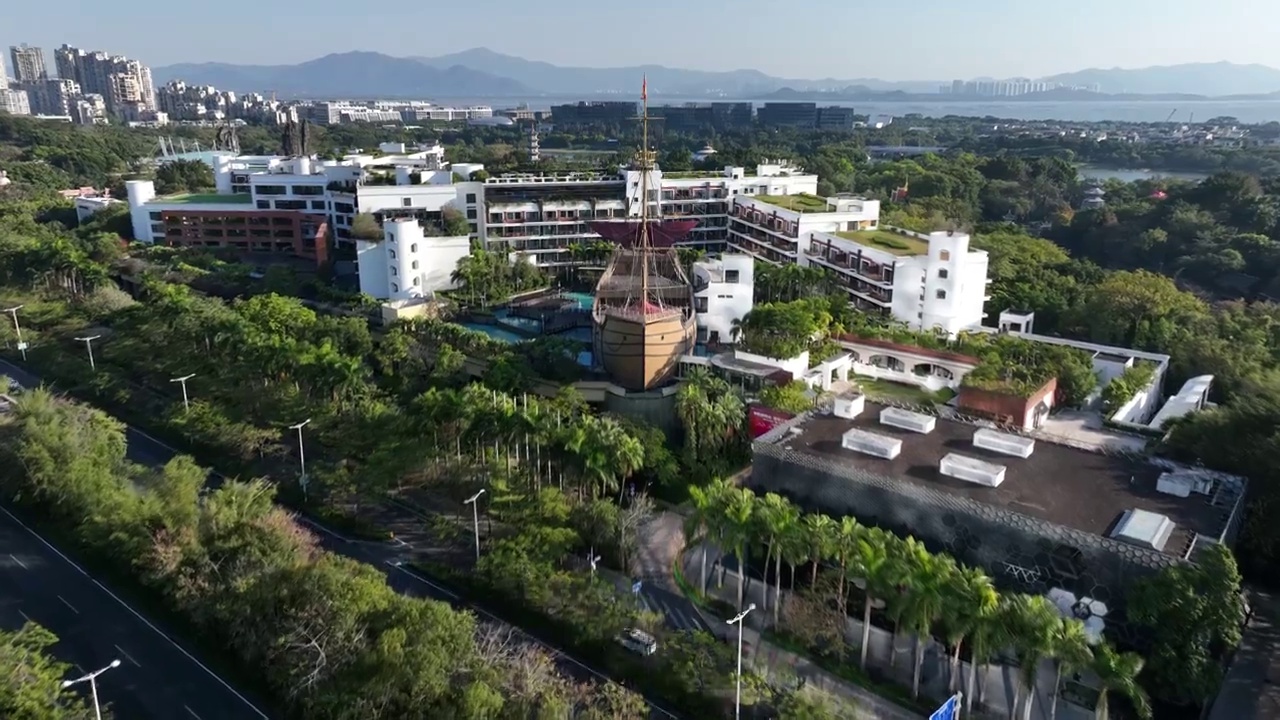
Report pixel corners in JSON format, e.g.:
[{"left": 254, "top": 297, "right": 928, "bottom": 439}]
[
  {"left": 0, "top": 622, "right": 101, "bottom": 719},
  {"left": 153, "top": 159, "right": 215, "bottom": 195},
  {"left": 0, "top": 388, "right": 650, "bottom": 718}
]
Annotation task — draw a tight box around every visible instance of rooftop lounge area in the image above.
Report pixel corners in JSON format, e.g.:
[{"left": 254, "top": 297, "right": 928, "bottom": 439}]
[{"left": 773, "top": 401, "right": 1243, "bottom": 560}]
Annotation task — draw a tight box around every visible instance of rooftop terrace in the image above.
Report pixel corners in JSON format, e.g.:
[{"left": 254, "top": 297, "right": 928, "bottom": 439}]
[
  {"left": 156, "top": 193, "right": 253, "bottom": 205},
  {"left": 755, "top": 193, "right": 831, "bottom": 213},
  {"left": 781, "top": 403, "right": 1234, "bottom": 559},
  {"left": 835, "top": 229, "right": 930, "bottom": 257}
]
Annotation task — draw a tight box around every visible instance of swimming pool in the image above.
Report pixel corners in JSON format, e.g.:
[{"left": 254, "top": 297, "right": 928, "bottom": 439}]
[
  {"left": 563, "top": 291, "right": 594, "bottom": 309},
  {"left": 462, "top": 323, "right": 526, "bottom": 344},
  {"left": 462, "top": 323, "right": 594, "bottom": 367}
]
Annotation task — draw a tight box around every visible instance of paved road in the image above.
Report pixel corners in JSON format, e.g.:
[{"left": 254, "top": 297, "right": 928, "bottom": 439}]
[
  {"left": 0, "top": 505, "right": 270, "bottom": 720},
  {"left": 1, "top": 358, "right": 682, "bottom": 719}
]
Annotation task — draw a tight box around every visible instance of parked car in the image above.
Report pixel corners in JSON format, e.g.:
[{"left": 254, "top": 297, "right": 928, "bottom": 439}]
[{"left": 615, "top": 628, "right": 658, "bottom": 656}]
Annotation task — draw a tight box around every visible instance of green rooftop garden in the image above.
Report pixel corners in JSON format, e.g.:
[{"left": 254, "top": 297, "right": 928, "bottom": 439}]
[
  {"left": 755, "top": 193, "right": 830, "bottom": 213},
  {"left": 836, "top": 229, "right": 930, "bottom": 256},
  {"left": 161, "top": 193, "right": 253, "bottom": 205}
]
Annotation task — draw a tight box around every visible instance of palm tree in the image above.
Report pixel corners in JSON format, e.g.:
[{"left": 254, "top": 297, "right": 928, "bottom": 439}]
[
  {"left": 899, "top": 549, "right": 957, "bottom": 699},
  {"left": 854, "top": 526, "right": 896, "bottom": 672},
  {"left": 802, "top": 513, "right": 837, "bottom": 589},
  {"left": 941, "top": 565, "right": 999, "bottom": 698},
  {"left": 1048, "top": 618, "right": 1093, "bottom": 720},
  {"left": 1091, "top": 642, "right": 1152, "bottom": 720},
  {"left": 757, "top": 493, "right": 800, "bottom": 624},
  {"left": 966, "top": 596, "right": 1014, "bottom": 715},
  {"left": 684, "top": 479, "right": 730, "bottom": 595},
  {"left": 832, "top": 517, "right": 861, "bottom": 622},
  {"left": 721, "top": 487, "right": 756, "bottom": 610},
  {"left": 1005, "top": 594, "right": 1062, "bottom": 720}
]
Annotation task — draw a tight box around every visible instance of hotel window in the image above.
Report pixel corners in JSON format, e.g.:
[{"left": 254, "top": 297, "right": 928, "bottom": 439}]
[
  {"left": 390, "top": 266, "right": 398, "bottom": 276},
  {"left": 389, "top": 249, "right": 396, "bottom": 259},
  {"left": 411, "top": 260, "right": 419, "bottom": 270},
  {"left": 391, "top": 282, "right": 399, "bottom": 293},
  {"left": 410, "top": 243, "right": 418, "bottom": 253},
  {"left": 725, "top": 269, "right": 740, "bottom": 283},
  {"left": 402, "top": 198, "right": 412, "bottom": 207},
  {"left": 939, "top": 250, "right": 951, "bottom": 261},
  {"left": 935, "top": 289, "right": 947, "bottom": 299},
  {"left": 938, "top": 268, "right": 949, "bottom": 279},
  {"left": 465, "top": 193, "right": 477, "bottom": 204},
  {"left": 412, "top": 277, "right": 420, "bottom": 286}
]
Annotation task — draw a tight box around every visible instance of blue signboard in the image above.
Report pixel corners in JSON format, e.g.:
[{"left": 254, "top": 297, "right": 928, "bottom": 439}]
[{"left": 929, "top": 694, "right": 959, "bottom": 720}]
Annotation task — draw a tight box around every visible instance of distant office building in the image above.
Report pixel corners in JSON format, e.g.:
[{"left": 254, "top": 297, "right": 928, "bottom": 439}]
[
  {"left": 653, "top": 102, "right": 753, "bottom": 132},
  {"left": 758, "top": 102, "right": 818, "bottom": 129},
  {"left": 9, "top": 45, "right": 47, "bottom": 84},
  {"left": 816, "top": 106, "right": 856, "bottom": 130},
  {"left": 0, "top": 88, "right": 32, "bottom": 116},
  {"left": 549, "top": 101, "right": 638, "bottom": 129}
]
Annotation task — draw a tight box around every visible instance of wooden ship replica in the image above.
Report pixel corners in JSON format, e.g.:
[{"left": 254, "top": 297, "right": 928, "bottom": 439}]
[{"left": 590, "top": 78, "right": 698, "bottom": 391}]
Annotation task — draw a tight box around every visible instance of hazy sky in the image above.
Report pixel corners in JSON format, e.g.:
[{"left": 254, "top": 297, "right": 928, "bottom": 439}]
[{"left": 5, "top": 0, "right": 1275, "bottom": 80}]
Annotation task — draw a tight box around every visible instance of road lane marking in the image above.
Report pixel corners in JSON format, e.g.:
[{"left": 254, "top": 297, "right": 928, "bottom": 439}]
[
  {"left": 57, "top": 595, "right": 79, "bottom": 614},
  {"left": 10, "top": 554, "right": 26, "bottom": 569},
  {"left": 115, "top": 644, "right": 140, "bottom": 667},
  {"left": 184, "top": 705, "right": 202, "bottom": 719},
  {"left": 0, "top": 504, "right": 269, "bottom": 718}
]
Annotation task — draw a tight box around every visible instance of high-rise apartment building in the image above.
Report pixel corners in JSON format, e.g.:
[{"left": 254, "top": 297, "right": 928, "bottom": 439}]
[
  {"left": 0, "top": 89, "right": 32, "bottom": 116},
  {"left": 29, "top": 78, "right": 81, "bottom": 116},
  {"left": 54, "top": 44, "right": 155, "bottom": 113},
  {"left": 9, "top": 45, "right": 48, "bottom": 84}
]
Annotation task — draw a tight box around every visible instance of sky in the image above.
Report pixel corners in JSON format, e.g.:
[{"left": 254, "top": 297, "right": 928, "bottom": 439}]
[{"left": 4, "top": 0, "right": 1277, "bottom": 80}]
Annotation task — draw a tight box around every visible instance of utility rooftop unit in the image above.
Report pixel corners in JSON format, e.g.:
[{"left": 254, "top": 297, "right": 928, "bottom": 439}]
[
  {"left": 939, "top": 452, "right": 1007, "bottom": 488},
  {"left": 1110, "top": 509, "right": 1175, "bottom": 551},
  {"left": 1156, "top": 471, "right": 1214, "bottom": 498},
  {"left": 972, "top": 428, "right": 1035, "bottom": 458},
  {"left": 879, "top": 407, "right": 936, "bottom": 434},
  {"left": 841, "top": 428, "right": 902, "bottom": 460},
  {"left": 833, "top": 392, "right": 866, "bottom": 419}
]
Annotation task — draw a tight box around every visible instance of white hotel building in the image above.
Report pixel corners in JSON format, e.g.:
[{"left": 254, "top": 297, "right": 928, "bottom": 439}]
[
  {"left": 726, "top": 193, "right": 990, "bottom": 335},
  {"left": 123, "top": 148, "right": 989, "bottom": 330}
]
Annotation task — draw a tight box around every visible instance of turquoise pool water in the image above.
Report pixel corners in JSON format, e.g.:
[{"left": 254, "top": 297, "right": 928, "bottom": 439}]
[
  {"left": 463, "top": 323, "right": 526, "bottom": 344},
  {"left": 564, "top": 291, "right": 594, "bottom": 309}
]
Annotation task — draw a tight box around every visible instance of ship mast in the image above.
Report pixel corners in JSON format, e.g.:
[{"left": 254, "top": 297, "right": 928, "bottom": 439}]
[{"left": 639, "top": 75, "right": 651, "bottom": 305}]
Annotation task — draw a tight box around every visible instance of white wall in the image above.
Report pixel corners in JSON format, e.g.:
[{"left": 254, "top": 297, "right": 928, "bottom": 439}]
[
  {"left": 890, "top": 231, "right": 988, "bottom": 336},
  {"left": 357, "top": 218, "right": 470, "bottom": 301},
  {"left": 125, "top": 180, "right": 157, "bottom": 243},
  {"left": 736, "top": 349, "right": 809, "bottom": 378},
  {"left": 693, "top": 254, "right": 755, "bottom": 344}
]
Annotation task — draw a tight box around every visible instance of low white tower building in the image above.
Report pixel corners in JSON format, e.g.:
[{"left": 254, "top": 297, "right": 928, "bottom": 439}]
[{"left": 356, "top": 218, "right": 471, "bottom": 301}]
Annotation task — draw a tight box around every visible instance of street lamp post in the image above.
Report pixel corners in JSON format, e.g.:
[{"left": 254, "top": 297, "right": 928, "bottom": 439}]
[
  {"left": 3, "top": 305, "right": 26, "bottom": 361},
  {"left": 464, "top": 489, "right": 485, "bottom": 561},
  {"left": 61, "top": 659, "right": 121, "bottom": 720},
  {"left": 169, "top": 373, "right": 195, "bottom": 411},
  {"left": 288, "top": 419, "right": 311, "bottom": 499},
  {"left": 74, "top": 335, "right": 101, "bottom": 371},
  {"left": 587, "top": 547, "right": 601, "bottom": 579},
  {"left": 727, "top": 603, "right": 757, "bottom": 720}
]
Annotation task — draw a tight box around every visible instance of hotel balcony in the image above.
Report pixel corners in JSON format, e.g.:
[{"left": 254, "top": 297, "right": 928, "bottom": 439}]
[{"left": 805, "top": 245, "right": 895, "bottom": 286}]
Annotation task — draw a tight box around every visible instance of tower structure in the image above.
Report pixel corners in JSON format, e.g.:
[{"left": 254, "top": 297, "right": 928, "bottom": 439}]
[{"left": 590, "top": 77, "right": 698, "bottom": 391}]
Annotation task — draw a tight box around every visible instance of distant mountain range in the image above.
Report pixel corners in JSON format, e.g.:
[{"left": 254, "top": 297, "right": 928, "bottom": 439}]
[{"left": 151, "top": 50, "right": 1280, "bottom": 100}]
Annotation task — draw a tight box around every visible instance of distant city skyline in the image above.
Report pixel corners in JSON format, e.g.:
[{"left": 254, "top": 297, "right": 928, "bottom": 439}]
[{"left": 3, "top": 0, "right": 1277, "bottom": 81}]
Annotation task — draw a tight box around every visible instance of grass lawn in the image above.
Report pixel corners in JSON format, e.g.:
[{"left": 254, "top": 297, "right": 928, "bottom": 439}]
[
  {"left": 836, "top": 229, "right": 930, "bottom": 256},
  {"left": 855, "top": 376, "right": 956, "bottom": 405},
  {"left": 162, "top": 193, "right": 253, "bottom": 205},
  {"left": 755, "top": 193, "right": 831, "bottom": 213}
]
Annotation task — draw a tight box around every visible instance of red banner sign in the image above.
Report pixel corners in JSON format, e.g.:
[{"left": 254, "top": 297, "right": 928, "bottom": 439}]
[{"left": 749, "top": 405, "right": 795, "bottom": 439}]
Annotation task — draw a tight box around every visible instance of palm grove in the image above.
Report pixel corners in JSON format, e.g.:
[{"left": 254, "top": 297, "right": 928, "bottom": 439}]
[{"left": 0, "top": 113, "right": 1267, "bottom": 714}]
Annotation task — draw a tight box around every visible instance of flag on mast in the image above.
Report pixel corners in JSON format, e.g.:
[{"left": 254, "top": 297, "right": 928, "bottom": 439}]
[{"left": 642, "top": 75, "right": 647, "bottom": 101}]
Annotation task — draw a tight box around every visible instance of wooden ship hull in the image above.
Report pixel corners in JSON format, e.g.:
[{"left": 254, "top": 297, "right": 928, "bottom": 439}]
[{"left": 593, "top": 306, "right": 696, "bottom": 392}]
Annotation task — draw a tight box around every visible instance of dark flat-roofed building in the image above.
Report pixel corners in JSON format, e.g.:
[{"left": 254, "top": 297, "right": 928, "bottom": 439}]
[{"left": 749, "top": 398, "right": 1246, "bottom": 634}]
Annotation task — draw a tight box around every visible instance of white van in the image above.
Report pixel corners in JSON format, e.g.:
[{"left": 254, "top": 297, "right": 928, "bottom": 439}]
[{"left": 615, "top": 628, "right": 658, "bottom": 656}]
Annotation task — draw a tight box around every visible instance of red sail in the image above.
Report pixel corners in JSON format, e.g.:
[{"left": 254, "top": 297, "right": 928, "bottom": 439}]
[{"left": 589, "top": 219, "right": 699, "bottom": 248}]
